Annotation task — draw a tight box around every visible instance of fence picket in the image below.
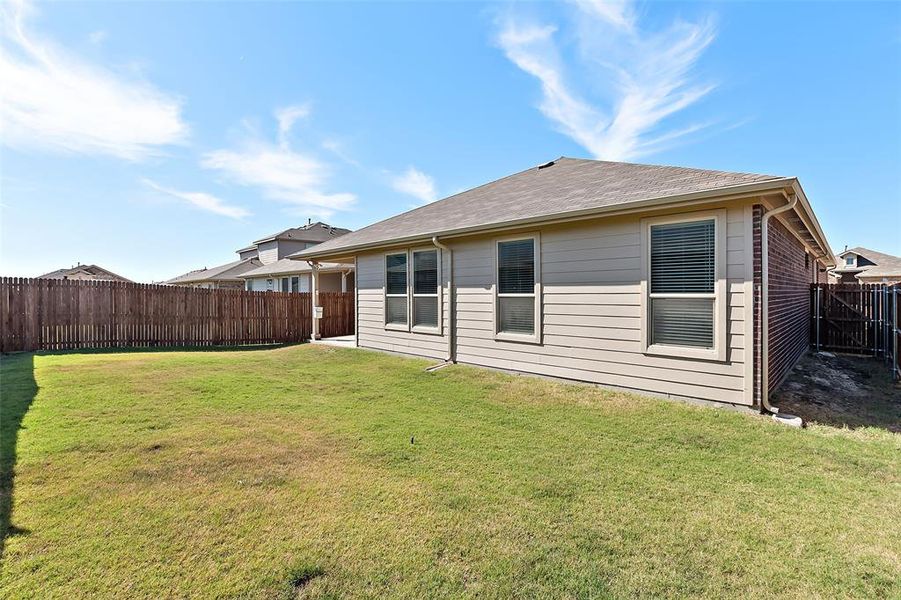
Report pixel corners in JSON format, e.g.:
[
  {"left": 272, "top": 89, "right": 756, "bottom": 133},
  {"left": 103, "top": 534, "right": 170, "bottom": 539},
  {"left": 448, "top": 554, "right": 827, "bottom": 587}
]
[{"left": 0, "top": 277, "right": 354, "bottom": 352}]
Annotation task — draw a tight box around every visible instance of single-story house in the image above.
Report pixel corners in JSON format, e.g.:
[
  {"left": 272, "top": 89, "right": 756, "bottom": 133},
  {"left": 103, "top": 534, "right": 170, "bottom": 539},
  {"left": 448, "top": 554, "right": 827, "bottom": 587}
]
[
  {"left": 295, "top": 157, "right": 835, "bottom": 412},
  {"left": 38, "top": 263, "right": 132, "bottom": 282},
  {"left": 831, "top": 247, "right": 901, "bottom": 283},
  {"left": 164, "top": 257, "right": 262, "bottom": 289},
  {"left": 240, "top": 259, "right": 354, "bottom": 293}
]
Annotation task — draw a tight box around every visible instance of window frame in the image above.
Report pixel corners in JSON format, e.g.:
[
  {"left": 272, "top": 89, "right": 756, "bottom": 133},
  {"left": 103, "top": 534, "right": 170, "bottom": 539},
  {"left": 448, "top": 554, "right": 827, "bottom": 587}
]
[
  {"left": 640, "top": 210, "right": 727, "bottom": 362},
  {"left": 383, "top": 251, "right": 410, "bottom": 331},
  {"left": 493, "top": 233, "right": 542, "bottom": 344},
  {"left": 410, "top": 246, "right": 443, "bottom": 335}
]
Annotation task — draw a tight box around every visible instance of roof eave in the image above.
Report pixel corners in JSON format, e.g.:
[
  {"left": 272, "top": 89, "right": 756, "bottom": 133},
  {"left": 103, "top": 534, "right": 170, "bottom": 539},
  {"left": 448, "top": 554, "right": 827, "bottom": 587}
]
[{"left": 293, "top": 177, "right": 798, "bottom": 261}]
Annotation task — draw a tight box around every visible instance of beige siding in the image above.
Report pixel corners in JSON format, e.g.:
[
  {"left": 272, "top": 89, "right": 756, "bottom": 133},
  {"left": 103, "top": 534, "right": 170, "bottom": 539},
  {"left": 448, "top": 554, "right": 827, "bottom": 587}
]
[
  {"left": 457, "top": 207, "right": 751, "bottom": 405},
  {"left": 257, "top": 241, "right": 279, "bottom": 265},
  {"left": 356, "top": 249, "right": 451, "bottom": 360},
  {"left": 353, "top": 204, "right": 754, "bottom": 405}
]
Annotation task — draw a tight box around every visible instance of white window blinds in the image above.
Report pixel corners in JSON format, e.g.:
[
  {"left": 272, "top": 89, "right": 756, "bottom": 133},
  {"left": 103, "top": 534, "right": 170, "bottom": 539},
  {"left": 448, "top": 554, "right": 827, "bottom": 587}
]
[{"left": 649, "top": 219, "right": 715, "bottom": 349}]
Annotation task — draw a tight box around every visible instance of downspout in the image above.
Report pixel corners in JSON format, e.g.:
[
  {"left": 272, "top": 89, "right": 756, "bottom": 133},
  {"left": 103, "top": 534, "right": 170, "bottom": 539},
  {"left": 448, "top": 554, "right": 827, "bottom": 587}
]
[
  {"left": 760, "top": 192, "right": 798, "bottom": 415},
  {"left": 432, "top": 236, "right": 455, "bottom": 363}
]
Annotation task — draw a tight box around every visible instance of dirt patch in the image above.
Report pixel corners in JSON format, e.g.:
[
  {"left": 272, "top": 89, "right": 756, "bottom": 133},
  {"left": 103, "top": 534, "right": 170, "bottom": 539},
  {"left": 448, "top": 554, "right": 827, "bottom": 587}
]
[{"left": 773, "top": 352, "right": 901, "bottom": 432}]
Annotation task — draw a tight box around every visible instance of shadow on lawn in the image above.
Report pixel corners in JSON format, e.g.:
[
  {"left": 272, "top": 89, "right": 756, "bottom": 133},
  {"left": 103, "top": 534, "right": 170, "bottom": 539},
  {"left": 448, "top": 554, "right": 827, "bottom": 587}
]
[
  {"left": 35, "top": 342, "right": 300, "bottom": 357},
  {"left": 1, "top": 353, "right": 37, "bottom": 557}
]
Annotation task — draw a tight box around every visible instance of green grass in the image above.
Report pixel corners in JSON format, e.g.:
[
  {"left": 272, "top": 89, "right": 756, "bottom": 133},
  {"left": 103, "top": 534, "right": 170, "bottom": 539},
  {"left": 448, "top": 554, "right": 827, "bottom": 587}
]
[{"left": 1, "top": 345, "right": 899, "bottom": 599}]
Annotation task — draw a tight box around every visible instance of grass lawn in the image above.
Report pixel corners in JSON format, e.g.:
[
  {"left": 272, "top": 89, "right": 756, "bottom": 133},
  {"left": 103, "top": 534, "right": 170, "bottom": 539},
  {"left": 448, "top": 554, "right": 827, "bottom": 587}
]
[{"left": 1, "top": 345, "right": 899, "bottom": 598}]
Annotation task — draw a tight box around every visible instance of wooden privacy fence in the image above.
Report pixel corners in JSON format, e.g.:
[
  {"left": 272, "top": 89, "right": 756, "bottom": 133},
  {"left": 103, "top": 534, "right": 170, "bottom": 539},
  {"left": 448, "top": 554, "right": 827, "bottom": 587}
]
[
  {"left": 0, "top": 278, "right": 355, "bottom": 353},
  {"left": 810, "top": 282, "right": 899, "bottom": 379}
]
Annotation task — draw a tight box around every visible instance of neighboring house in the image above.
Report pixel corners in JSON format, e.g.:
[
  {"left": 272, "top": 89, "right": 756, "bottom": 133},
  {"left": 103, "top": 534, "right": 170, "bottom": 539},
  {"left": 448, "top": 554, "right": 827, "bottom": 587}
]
[
  {"left": 165, "top": 221, "right": 353, "bottom": 290},
  {"left": 296, "top": 157, "right": 834, "bottom": 412},
  {"left": 38, "top": 263, "right": 132, "bottom": 282},
  {"left": 240, "top": 260, "right": 354, "bottom": 293},
  {"left": 831, "top": 247, "right": 901, "bottom": 283}
]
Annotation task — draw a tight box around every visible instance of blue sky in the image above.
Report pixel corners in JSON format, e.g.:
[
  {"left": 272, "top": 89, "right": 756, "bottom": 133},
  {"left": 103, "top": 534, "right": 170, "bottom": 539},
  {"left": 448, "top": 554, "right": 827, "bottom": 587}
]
[{"left": 1, "top": 0, "right": 899, "bottom": 282}]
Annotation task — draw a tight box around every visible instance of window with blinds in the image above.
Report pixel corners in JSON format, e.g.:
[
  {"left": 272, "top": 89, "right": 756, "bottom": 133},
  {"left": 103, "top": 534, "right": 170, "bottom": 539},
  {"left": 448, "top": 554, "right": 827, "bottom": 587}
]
[
  {"left": 649, "top": 219, "right": 715, "bottom": 348},
  {"left": 385, "top": 253, "right": 408, "bottom": 326},
  {"left": 412, "top": 249, "right": 439, "bottom": 329},
  {"left": 496, "top": 238, "right": 537, "bottom": 336}
]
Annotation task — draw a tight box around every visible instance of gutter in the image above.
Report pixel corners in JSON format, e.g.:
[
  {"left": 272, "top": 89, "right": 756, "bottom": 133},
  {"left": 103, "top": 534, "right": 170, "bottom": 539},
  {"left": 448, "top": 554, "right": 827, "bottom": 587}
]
[
  {"left": 760, "top": 192, "right": 801, "bottom": 420},
  {"left": 432, "top": 236, "right": 455, "bottom": 363}
]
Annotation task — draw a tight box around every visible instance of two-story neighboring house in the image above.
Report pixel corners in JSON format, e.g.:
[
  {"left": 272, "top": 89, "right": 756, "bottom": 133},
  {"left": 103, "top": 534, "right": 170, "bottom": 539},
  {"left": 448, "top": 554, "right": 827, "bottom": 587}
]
[
  {"left": 240, "top": 222, "right": 354, "bottom": 292},
  {"left": 165, "top": 221, "right": 353, "bottom": 291},
  {"left": 832, "top": 247, "right": 901, "bottom": 283}
]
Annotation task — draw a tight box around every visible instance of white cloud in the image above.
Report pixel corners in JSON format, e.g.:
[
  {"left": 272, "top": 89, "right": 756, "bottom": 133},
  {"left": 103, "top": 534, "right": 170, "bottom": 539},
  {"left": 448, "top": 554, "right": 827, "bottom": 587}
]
[
  {"left": 142, "top": 179, "right": 250, "bottom": 219},
  {"left": 495, "top": 1, "right": 716, "bottom": 161},
  {"left": 0, "top": 0, "right": 188, "bottom": 160},
  {"left": 201, "top": 108, "right": 355, "bottom": 219},
  {"left": 392, "top": 167, "right": 438, "bottom": 204},
  {"left": 275, "top": 103, "right": 311, "bottom": 145}
]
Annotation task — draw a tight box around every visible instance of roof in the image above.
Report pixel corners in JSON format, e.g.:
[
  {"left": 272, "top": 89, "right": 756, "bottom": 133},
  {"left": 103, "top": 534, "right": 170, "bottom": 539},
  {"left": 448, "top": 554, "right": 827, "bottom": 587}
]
[
  {"left": 164, "top": 258, "right": 262, "bottom": 284},
  {"left": 239, "top": 259, "right": 352, "bottom": 278},
  {"left": 295, "top": 157, "right": 791, "bottom": 259},
  {"left": 835, "top": 247, "right": 901, "bottom": 278},
  {"left": 38, "top": 264, "right": 132, "bottom": 282},
  {"left": 252, "top": 221, "right": 352, "bottom": 245}
]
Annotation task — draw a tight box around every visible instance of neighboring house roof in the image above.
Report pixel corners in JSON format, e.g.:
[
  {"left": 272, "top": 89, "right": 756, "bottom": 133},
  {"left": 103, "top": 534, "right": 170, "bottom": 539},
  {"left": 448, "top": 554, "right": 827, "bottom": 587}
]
[
  {"left": 239, "top": 259, "right": 352, "bottom": 278},
  {"left": 38, "top": 264, "right": 132, "bottom": 282},
  {"left": 252, "top": 221, "right": 352, "bottom": 245},
  {"left": 295, "top": 157, "right": 820, "bottom": 260},
  {"left": 835, "top": 247, "right": 901, "bottom": 280},
  {"left": 164, "top": 258, "right": 261, "bottom": 285}
]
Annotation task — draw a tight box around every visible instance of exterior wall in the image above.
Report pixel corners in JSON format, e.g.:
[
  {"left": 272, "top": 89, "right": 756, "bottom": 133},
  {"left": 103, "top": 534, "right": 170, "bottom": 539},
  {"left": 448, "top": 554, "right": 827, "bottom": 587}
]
[
  {"left": 238, "top": 248, "right": 259, "bottom": 260},
  {"left": 755, "top": 211, "right": 820, "bottom": 396},
  {"left": 318, "top": 272, "right": 344, "bottom": 292},
  {"left": 276, "top": 240, "right": 310, "bottom": 260},
  {"left": 354, "top": 203, "right": 754, "bottom": 405},
  {"left": 356, "top": 249, "right": 451, "bottom": 360},
  {"left": 257, "top": 241, "right": 279, "bottom": 265}
]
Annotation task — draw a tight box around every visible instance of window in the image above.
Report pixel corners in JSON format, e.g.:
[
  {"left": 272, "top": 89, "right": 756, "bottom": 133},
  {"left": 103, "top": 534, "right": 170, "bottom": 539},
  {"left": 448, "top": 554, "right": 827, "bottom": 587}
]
[
  {"left": 281, "top": 278, "right": 290, "bottom": 293},
  {"left": 266, "top": 278, "right": 274, "bottom": 291},
  {"left": 648, "top": 219, "right": 715, "bottom": 349},
  {"left": 845, "top": 256, "right": 854, "bottom": 266},
  {"left": 291, "top": 276, "right": 300, "bottom": 293},
  {"left": 385, "top": 253, "right": 408, "bottom": 327},
  {"left": 412, "top": 249, "right": 439, "bottom": 329},
  {"left": 496, "top": 236, "right": 540, "bottom": 341},
  {"left": 245, "top": 280, "right": 252, "bottom": 291}
]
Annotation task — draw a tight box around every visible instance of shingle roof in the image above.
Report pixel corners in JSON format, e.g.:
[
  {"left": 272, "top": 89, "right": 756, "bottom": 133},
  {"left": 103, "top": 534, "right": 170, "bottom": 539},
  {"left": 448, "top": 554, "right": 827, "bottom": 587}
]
[
  {"left": 295, "top": 157, "right": 787, "bottom": 259},
  {"left": 836, "top": 247, "right": 901, "bottom": 278},
  {"left": 38, "top": 264, "right": 132, "bottom": 282},
  {"left": 252, "top": 221, "right": 352, "bottom": 245},
  {"left": 164, "top": 258, "right": 261, "bottom": 284},
  {"left": 239, "top": 259, "right": 351, "bottom": 278}
]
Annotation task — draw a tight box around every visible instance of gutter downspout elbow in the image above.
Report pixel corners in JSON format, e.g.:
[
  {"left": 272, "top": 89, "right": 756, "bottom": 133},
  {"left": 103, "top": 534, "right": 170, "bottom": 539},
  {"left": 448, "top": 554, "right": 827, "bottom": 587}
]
[
  {"left": 432, "top": 236, "right": 455, "bottom": 363},
  {"left": 760, "top": 193, "right": 799, "bottom": 414}
]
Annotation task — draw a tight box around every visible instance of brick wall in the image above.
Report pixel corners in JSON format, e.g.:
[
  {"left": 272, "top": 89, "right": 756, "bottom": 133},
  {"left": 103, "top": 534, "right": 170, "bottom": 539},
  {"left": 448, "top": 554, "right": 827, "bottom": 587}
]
[{"left": 753, "top": 206, "right": 819, "bottom": 403}]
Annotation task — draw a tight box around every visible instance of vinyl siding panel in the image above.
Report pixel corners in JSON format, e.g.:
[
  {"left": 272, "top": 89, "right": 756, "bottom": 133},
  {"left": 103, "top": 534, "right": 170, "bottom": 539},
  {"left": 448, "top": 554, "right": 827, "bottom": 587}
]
[
  {"left": 451, "top": 207, "right": 752, "bottom": 405},
  {"left": 356, "top": 249, "right": 450, "bottom": 360}
]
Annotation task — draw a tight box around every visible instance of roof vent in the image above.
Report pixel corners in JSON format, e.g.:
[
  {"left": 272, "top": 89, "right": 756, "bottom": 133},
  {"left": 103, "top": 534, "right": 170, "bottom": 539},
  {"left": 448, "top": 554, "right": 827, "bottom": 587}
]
[{"left": 537, "top": 160, "right": 555, "bottom": 170}]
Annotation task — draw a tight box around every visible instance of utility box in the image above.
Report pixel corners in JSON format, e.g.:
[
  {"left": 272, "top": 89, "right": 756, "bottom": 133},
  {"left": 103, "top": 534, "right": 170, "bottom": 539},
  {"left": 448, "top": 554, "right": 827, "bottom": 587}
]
[{"left": 314, "top": 306, "right": 323, "bottom": 319}]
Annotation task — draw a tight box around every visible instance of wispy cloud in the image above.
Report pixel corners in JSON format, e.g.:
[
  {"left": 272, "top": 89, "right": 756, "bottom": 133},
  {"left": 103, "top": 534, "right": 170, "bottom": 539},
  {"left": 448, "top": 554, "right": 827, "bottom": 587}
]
[
  {"left": 87, "top": 29, "right": 107, "bottom": 46},
  {"left": 391, "top": 167, "right": 438, "bottom": 204},
  {"left": 0, "top": 0, "right": 188, "bottom": 160},
  {"left": 275, "top": 102, "right": 311, "bottom": 146},
  {"left": 495, "top": 0, "right": 716, "bottom": 161},
  {"left": 201, "top": 107, "right": 355, "bottom": 219},
  {"left": 142, "top": 179, "right": 250, "bottom": 219}
]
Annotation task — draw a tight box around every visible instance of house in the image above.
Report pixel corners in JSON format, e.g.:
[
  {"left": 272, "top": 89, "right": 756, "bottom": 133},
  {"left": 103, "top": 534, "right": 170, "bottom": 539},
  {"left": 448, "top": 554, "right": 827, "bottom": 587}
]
[
  {"left": 164, "top": 257, "right": 262, "bottom": 289},
  {"left": 295, "top": 157, "right": 835, "bottom": 413},
  {"left": 239, "top": 222, "right": 354, "bottom": 292},
  {"left": 38, "top": 263, "right": 132, "bottom": 282},
  {"left": 165, "top": 221, "right": 353, "bottom": 290},
  {"left": 831, "top": 247, "right": 901, "bottom": 283}
]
